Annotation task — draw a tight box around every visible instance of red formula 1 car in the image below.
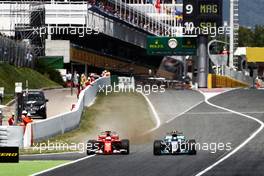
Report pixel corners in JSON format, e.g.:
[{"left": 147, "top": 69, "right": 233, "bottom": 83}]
[{"left": 86, "top": 131, "right": 129, "bottom": 155}]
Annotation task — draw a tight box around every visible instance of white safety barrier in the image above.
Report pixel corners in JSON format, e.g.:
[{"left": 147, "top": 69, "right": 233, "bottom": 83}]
[
  {"left": 0, "top": 126, "right": 24, "bottom": 147},
  {"left": 27, "top": 77, "right": 110, "bottom": 145}
]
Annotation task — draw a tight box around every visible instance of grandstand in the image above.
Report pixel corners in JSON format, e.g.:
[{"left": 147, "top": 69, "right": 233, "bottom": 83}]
[{"left": 0, "top": 0, "right": 187, "bottom": 79}]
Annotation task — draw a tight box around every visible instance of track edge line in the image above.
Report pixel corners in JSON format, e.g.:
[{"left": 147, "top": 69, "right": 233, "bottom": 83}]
[
  {"left": 195, "top": 90, "right": 264, "bottom": 176},
  {"left": 30, "top": 154, "right": 96, "bottom": 176}
]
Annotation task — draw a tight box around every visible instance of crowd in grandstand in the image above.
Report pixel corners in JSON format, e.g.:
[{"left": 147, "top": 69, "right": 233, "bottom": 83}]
[{"left": 87, "top": 0, "right": 164, "bottom": 35}]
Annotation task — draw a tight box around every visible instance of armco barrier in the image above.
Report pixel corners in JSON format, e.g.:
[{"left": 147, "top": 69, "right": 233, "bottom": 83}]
[
  {"left": 29, "top": 77, "right": 110, "bottom": 143},
  {"left": 0, "top": 126, "right": 24, "bottom": 147}
]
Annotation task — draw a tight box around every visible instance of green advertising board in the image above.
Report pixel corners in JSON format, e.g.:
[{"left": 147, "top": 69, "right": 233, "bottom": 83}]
[
  {"left": 38, "top": 56, "right": 64, "bottom": 69},
  {"left": 146, "top": 36, "right": 197, "bottom": 56}
]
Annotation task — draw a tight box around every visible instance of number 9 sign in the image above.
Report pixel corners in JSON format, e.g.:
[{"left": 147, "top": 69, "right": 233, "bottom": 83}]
[
  {"left": 186, "top": 4, "right": 193, "bottom": 14},
  {"left": 183, "top": 0, "right": 196, "bottom": 18},
  {"left": 183, "top": 0, "right": 197, "bottom": 33}
]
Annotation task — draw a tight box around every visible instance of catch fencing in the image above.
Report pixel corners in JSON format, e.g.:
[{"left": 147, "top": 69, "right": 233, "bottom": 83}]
[{"left": 0, "top": 35, "right": 36, "bottom": 68}]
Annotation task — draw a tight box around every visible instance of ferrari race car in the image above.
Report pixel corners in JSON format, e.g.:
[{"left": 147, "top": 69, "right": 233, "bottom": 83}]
[
  {"left": 87, "top": 131, "right": 129, "bottom": 155},
  {"left": 153, "top": 131, "right": 197, "bottom": 155}
]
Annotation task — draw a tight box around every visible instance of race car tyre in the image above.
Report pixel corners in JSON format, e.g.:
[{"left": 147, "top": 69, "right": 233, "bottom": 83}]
[
  {"left": 121, "top": 139, "right": 129, "bottom": 154},
  {"left": 188, "top": 139, "right": 197, "bottom": 155},
  {"left": 153, "top": 140, "right": 162, "bottom": 155},
  {"left": 87, "top": 140, "right": 97, "bottom": 155}
]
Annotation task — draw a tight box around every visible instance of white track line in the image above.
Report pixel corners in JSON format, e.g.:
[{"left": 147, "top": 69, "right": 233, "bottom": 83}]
[
  {"left": 165, "top": 100, "right": 204, "bottom": 123},
  {"left": 31, "top": 154, "right": 95, "bottom": 176},
  {"left": 195, "top": 90, "right": 264, "bottom": 176},
  {"left": 140, "top": 93, "right": 161, "bottom": 133},
  {"left": 21, "top": 151, "right": 82, "bottom": 157},
  {"left": 186, "top": 111, "right": 264, "bottom": 115}
]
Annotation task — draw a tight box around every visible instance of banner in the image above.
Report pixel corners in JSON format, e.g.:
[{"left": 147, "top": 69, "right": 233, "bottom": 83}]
[{"left": 0, "top": 147, "right": 19, "bottom": 163}]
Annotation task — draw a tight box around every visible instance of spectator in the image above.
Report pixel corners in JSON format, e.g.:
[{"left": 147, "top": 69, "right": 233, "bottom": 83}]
[
  {"left": 0, "top": 94, "right": 2, "bottom": 105},
  {"left": 8, "top": 113, "right": 15, "bottom": 126},
  {"left": 85, "top": 77, "right": 91, "bottom": 87},
  {"left": 73, "top": 71, "right": 80, "bottom": 87},
  {"left": 102, "top": 70, "right": 111, "bottom": 77},
  {"left": 21, "top": 110, "right": 33, "bottom": 126},
  {"left": 77, "top": 84, "right": 81, "bottom": 99},
  {"left": 90, "top": 73, "right": 95, "bottom": 83},
  {"left": 0, "top": 110, "right": 3, "bottom": 126},
  {"left": 80, "top": 74, "right": 87, "bottom": 89},
  {"left": 66, "top": 72, "right": 73, "bottom": 87}
]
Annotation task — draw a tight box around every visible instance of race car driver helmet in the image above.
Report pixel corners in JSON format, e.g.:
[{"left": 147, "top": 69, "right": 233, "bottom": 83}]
[
  {"left": 171, "top": 130, "right": 178, "bottom": 137},
  {"left": 105, "top": 131, "right": 111, "bottom": 137}
]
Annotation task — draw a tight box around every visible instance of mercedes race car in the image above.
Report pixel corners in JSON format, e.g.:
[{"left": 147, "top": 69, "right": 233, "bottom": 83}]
[
  {"left": 87, "top": 131, "right": 129, "bottom": 155},
  {"left": 153, "top": 131, "right": 197, "bottom": 155}
]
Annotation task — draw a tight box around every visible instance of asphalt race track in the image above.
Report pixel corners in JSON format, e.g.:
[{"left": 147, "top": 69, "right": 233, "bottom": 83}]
[
  {"left": 2, "top": 88, "right": 77, "bottom": 125},
  {"left": 44, "top": 88, "right": 77, "bottom": 117},
  {"left": 27, "top": 89, "right": 264, "bottom": 176}
]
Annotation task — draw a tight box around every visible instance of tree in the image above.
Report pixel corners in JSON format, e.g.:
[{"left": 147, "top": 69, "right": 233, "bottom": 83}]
[
  {"left": 238, "top": 26, "right": 254, "bottom": 47},
  {"left": 238, "top": 25, "right": 264, "bottom": 47},
  {"left": 253, "top": 25, "right": 264, "bottom": 47}
]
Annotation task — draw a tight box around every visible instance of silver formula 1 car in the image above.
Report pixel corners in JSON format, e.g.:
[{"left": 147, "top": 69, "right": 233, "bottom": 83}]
[{"left": 153, "top": 131, "right": 197, "bottom": 155}]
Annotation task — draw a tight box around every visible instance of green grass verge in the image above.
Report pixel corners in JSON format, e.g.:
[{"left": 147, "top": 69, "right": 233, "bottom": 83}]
[
  {"left": 19, "top": 148, "right": 78, "bottom": 155},
  {"left": 0, "top": 63, "right": 60, "bottom": 104},
  {"left": 2, "top": 95, "right": 13, "bottom": 105},
  {"left": 0, "top": 160, "right": 68, "bottom": 176}
]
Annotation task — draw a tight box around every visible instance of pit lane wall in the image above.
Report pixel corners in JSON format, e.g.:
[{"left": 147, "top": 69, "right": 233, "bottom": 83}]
[
  {"left": 28, "top": 77, "right": 110, "bottom": 144},
  {"left": 208, "top": 74, "right": 250, "bottom": 88}
]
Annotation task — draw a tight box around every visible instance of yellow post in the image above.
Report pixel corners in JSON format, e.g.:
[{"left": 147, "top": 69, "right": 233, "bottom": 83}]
[{"left": 208, "top": 74, "right": 212, "bottom": 89}]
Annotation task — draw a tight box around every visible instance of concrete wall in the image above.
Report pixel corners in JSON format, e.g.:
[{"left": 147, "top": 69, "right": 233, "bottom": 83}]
[
  {"left": 30, "top": 77, "right": 110, "bottom": 142},
  {"left": 0, "top": 126, "right": 24, "bottom": 147}
]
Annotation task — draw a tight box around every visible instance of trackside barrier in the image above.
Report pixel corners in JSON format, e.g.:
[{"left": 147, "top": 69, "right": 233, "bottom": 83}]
[
  {"left": 0, "top": 126, "right": 24, "bottom": 147},
  {"left": 208, "top": 74, "right": 249, "bottom": 89},
  {"left": 27, "top": 77, "right": 110, "bottom": 145},
  {"left": 223, "top": 66, "right": 253, "bottom": 85}
]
